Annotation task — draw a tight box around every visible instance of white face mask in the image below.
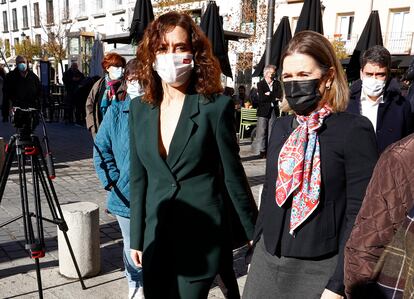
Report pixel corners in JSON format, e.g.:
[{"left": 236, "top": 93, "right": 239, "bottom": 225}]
[
  {"left": 127, "top": 80, "right": 144, "bottom": 99},
  {"left": 153, "top": 53, "right": 194, "bottom": 86},
  {"left": 362, "top": 76, "right": 386, "bottom": 97},
  {"left": 108, "top": 66, "right": 124, "bottom": 80}
]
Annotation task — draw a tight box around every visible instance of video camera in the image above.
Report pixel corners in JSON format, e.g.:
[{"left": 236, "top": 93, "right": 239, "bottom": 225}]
[
  {"left": 9, "top": 107, "right": 55, "bottom": 178},
  {"left": 11, "top": 107, "right": 39, "bottom": 133}
]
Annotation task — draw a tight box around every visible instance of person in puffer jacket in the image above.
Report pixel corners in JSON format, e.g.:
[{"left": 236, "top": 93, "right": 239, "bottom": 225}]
[
  {"left": 93, "top": 59, "right": 144, "bottom": 299},
  {"left": 344, "top": 133, "right": 414, "bottom": 298}
]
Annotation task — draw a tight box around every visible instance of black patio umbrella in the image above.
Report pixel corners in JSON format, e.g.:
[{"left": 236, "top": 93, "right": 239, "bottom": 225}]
[
  {"left": 129, "top": 0, "right": 154, "bottom": 44},
  {"left": 200, "top": 1, "right": 232, "bottom": 78},
  {"left": 346, "top": 10, "right": 383, "bottom": 82},
  {"left": 294, "top": 0, "right": 324, "bottom": 35},
  {"left": 252, "top": 16, "right": 292, "bottom": 77}
]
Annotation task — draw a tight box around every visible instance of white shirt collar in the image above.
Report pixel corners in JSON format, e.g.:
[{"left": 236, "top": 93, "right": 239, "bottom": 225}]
[{"left": 360, "top": 88, "right": 385, "bottom": 106}]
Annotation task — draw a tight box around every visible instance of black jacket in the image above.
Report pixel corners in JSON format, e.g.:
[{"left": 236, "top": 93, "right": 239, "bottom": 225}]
[
  {"left": 254, "top": 113, "right": 378, "bottom": 295},
  {"left": 406, "top": 58, "right": 414, "bottom": 112},
  {"left": 256, "top": 78, "right": 282, "bottom": 118},
  {"left": 347, "top": 78, "right": 414, "bottom": 153},
  {"left": 62, "top": 68, "right": 85, "bottom": 97},
  {"left": 4, "top": 68, "right": 40, "bottom": 109}
]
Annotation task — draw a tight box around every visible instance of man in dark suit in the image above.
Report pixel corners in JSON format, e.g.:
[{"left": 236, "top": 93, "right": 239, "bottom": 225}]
[
  {"left": 253, "top": 64, "right": 282, "bottom": 158},
  {"left": 347, "top": 45, "right": 413, "bottom": 153}
]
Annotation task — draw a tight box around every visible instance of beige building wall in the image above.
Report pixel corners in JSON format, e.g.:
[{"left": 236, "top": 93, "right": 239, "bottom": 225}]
[{"left": 263, "top": 0, "right": 414, "bottom": 57}]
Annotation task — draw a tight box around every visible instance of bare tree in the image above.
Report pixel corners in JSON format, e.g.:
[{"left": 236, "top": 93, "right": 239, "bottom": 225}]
[{"left": 41, "top": 22, "right": 69, "bottom": 78}]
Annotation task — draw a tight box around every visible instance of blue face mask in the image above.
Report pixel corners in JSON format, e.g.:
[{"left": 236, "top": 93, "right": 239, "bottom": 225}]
[
  {"left": 17, "top": 63, "right": 27, "bottom": 72},
  {"left": 108, "top": 66, "right": 123, "bottom": 80}
]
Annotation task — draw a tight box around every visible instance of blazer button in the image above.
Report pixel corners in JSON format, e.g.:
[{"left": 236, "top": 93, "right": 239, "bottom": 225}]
[{"left": 171, "top": 183, "right": 176, "bottom": 188}]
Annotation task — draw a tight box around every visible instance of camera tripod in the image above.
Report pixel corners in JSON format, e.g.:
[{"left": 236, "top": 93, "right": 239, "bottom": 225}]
[{"left": 0, "top": 130, "right": 86, "bottom": 298}]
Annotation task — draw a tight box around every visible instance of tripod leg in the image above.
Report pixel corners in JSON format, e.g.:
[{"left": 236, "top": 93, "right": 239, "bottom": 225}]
[
  {"left": 32, "top": 136, "right": 86, "bottom": 290},
  {"left": 0, "top": 137, "right": 16, "bottom": 203},
  {"left": 17, "top": 150, "right": 34, "bottom": 250},
  {"left": 32, "top": 156, "right": 45, "bottom": 252},
  {"left": 16, "top": 144, "right": 44, "bottom": 297},
  {"left": 34, "top": 258, "right": 44, "bottom": 299}
]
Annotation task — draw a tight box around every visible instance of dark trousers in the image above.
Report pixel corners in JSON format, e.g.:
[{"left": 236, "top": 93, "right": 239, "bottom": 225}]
[
  {"left": 253, "top": 112, "right": 276, "bottom": 154},
  {"left": 217, "top": 247, "right": 240, "bottom": 299},
  {"left": 143, "top": 269, "right": 214, "bottom": 299}
]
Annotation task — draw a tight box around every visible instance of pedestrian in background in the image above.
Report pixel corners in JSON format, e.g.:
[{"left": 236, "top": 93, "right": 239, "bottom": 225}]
[
  {"left": 129, "top": 11, "right": 257, "bottom": 299},
  {"left": 347, "top": 45, "right": 414, "bottom": 154},
  {"left": 85, "top": 53, "right": 127, "bottom": 137},
  {"left": 93, "top": 59, "right": 144, "bottom": 299},
  {"left": 249, "top": 83, "right": 259, "bottom": 108},
  {"left": 0, "top": 65, "right": 6, "bottom": 122},
  {"left": 233, "top": 85, "right": 247, "bottom": 109},
  {"left": 344, "top": 133, "right": 414, "bottom": 298},
  {"left": 243, "top": 31, "right": 378, "bottom": 299},
  {"left": 63, "top": 62, "right": 85, "bottom": 124},
  {"left": 253, "top": 64, "right": 282, "bottom": 158},
  {"left": 405, "top": 56, "right": 414, "bottom": 112},
  {"left": 4, "top": 56, "right": 40, "bottom": 111},
  {"left": 74, "top": 75, "right": 101, "bottom": 126}
]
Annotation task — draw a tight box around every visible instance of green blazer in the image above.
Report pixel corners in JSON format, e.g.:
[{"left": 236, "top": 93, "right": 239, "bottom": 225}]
[{"left": 129, "top": 93, "right": 257, "bottom": 281}]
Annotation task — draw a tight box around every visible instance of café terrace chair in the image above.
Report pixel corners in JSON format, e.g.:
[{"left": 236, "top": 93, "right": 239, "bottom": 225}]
[{"left": 238, "top": 107, "right": 258, "bottom": 142}]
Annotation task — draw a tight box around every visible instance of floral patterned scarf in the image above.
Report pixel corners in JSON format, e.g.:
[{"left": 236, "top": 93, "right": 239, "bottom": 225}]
[{"left": 275, "top": 105, "right": 332, "bottom": 236}]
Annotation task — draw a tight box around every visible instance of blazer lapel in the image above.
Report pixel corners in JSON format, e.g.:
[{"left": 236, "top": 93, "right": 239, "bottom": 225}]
[
  {"left": 166, "top": 94, "right": 200, "bottom": 169},
  {"left": 147, "top": 104, "right": 176, "bottom": 179}
]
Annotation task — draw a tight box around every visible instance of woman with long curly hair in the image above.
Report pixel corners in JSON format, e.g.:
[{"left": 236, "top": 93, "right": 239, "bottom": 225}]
[{"left": 128, "top": 11, "right": 257, "bottom": 299}]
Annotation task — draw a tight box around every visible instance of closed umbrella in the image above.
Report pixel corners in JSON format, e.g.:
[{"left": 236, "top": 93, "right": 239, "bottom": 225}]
[
  {"left": 129, "top": 0, "right": 154, "bottom": 45},
  {"left": 200, "top": 1, "right": 232, "bottom": 78},
  {"left": 253, "top": 16, "right": 292, "bottom": 77},
  {"left": 346, "top": 10, "right": 383, "bottom": 82},
  {"left": 294, "top": 0, "right": 324, "bottom": 34},
  {"left": 89, "top": 35, "right": 104, "bottom": 77}
]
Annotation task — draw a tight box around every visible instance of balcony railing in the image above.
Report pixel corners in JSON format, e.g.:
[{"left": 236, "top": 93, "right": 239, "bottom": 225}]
[
  {"left": 383, "top": 32, "right": 413, "bottom": 55},
  {"left": 327, "top": 34, "right": 359, "bottom": 55},
  {"left": 328, "top": 32, "right": 414, "bottom": 56}
]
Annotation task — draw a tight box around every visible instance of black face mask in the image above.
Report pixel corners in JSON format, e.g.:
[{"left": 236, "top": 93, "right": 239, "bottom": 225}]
[{"left": 283, "top": 79, "right": 322, "bottom": 116}]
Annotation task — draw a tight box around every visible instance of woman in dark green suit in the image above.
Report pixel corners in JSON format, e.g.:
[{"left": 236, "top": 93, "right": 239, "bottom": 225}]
[{"left": 129, "top": 12, "right": 258, "bottom": 299}]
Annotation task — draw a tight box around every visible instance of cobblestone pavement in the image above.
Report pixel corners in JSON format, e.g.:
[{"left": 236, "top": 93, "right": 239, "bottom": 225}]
[{"left": 0, "top": 121, "right": 265, "bottom": 298}]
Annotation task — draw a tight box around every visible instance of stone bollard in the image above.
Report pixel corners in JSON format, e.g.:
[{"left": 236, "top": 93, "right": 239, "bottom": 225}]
[
  {"left": 58, "top": 202, "right": 100, "bottom": 278},
  {"left": 0, "top": 137, "right": 5, "bottom": 172}
]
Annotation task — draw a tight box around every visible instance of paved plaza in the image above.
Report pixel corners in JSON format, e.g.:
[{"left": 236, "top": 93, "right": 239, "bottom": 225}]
[{"left": 0, "top": 121, "right": 265, "bottom": 298}]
